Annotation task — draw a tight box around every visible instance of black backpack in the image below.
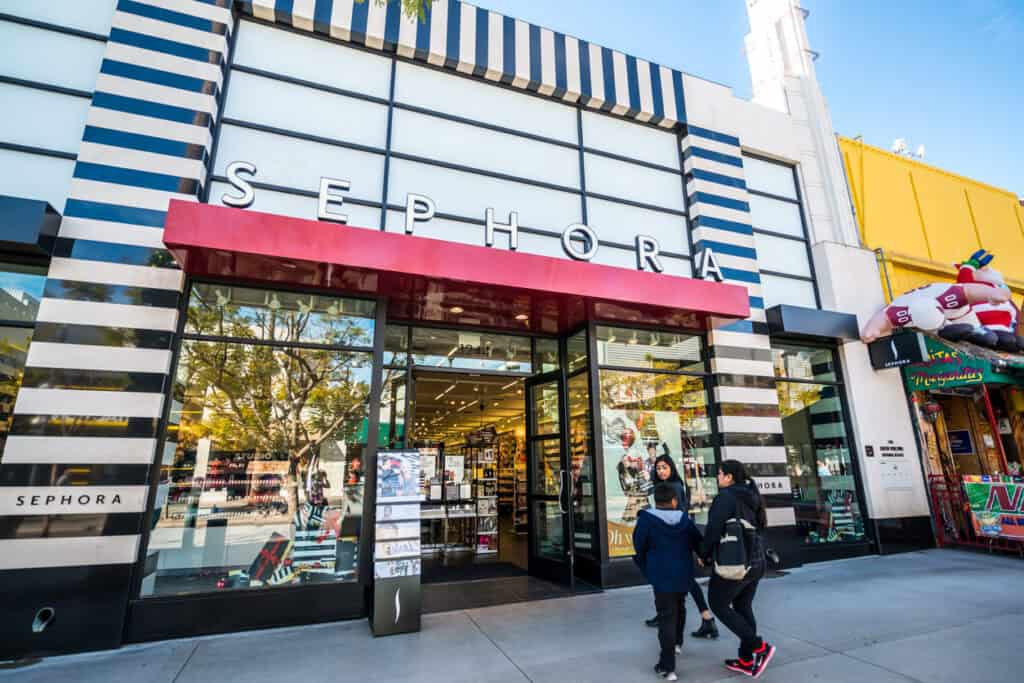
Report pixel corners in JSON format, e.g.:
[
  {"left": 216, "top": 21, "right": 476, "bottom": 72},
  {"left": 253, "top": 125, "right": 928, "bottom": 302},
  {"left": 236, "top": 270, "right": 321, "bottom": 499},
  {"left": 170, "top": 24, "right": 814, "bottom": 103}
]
[{"left": 713, "top": 492, "right": 766, "bottom": 580}]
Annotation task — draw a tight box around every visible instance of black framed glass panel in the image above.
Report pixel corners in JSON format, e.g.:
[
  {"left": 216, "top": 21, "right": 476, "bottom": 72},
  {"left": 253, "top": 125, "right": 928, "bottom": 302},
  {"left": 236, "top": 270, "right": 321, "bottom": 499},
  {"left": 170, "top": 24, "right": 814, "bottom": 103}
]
[
  {"left": 141, "top": 285, "right": 376, "bottom": 597},
  {"left": 410, "top": 327, "right": 532, "bottom": 373},
  {"left": 595, "top": 325, "right": 705, "bottom": 372},
  {"left": 773, "top": 343, "right": 866, "bottom": 545}
]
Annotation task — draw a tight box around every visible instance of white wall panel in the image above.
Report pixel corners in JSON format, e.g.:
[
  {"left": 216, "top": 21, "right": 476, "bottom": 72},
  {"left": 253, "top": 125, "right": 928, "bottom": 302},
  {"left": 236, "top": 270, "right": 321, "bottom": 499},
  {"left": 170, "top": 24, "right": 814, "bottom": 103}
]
[
  {"left": 584, "top": 153, "right": 684, "bottom": 212},
  {"left": 2, "top": 0, "right": 117, "bottom": 36},
  {"left": 234, "top": 20, "right": 392, "bottom": 99},
  {"left": 212, "top": 125, "right": 385, "bottom": 203},
  {"left": 0, "top": 149, "right": 74, "bottom": 212},
  {"left": 743, "top": 156, "right": 797, "bottom": 199},
  {"left": 0, "top": 22, "right": 105, "bottom": 92},
  {"left": 1, "top": 436, "right": 157, "bottom": 464},
  {"left": 761, "top": 273, "right": 817, "bottom": 308},
  {"left": 753, "top": 231, "right": 811, "bottom": 278},
  {"left": 748, "top": 193, "right": 804, "bottom": 237},
  {"left": 387, "top": 158, "right": 581, "bottom": 229},
  {"left": 581, "top": 110, "right": 678, "bottom": 168},
  {"left": 207, "top": 181, "right": 381, "bottom": 230},
  {"left": 586, "top": 197, "right": 689, "bottom": 254},
  {"left": 0, "top": 84, "right": 91, "bottom": 154},
  {"left": 224, "top": 70, "right": 389, "bottom": 149},
  {"left": 0, "top": 536, "right": 140, "bottom": 569},
  {"left": 394, "top": 60, "right": 576, "bottom": 143},
  {"left": 390, "top": 108, "right": 579, "bottom": 188}
]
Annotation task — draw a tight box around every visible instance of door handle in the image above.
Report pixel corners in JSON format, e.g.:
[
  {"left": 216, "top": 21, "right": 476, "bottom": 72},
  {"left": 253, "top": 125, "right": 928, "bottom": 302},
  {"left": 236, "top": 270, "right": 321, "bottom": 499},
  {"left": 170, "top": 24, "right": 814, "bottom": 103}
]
[{"left": 558, "top": 469, "right": 568, "bottom": 514}]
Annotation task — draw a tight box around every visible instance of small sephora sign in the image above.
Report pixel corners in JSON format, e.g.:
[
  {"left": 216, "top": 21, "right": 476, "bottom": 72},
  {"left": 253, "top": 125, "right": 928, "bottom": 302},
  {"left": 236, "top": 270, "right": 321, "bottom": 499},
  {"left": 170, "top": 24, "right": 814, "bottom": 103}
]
[
  {"left": 371, "top": 450, "right": 422, "bottom": 636},
  {"left": 868, "top": 332, "right": 928, "bottom": 370}
]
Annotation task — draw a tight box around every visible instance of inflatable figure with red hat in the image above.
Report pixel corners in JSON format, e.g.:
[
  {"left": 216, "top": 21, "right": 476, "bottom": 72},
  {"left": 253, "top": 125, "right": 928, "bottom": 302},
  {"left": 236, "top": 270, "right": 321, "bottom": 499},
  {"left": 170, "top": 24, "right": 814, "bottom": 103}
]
[
  {"left": 953, "top": 249, "right": 1024, "bottom": 353},
  {"left": 861, "top": 249, "right": 1012, "bottom": 347}
]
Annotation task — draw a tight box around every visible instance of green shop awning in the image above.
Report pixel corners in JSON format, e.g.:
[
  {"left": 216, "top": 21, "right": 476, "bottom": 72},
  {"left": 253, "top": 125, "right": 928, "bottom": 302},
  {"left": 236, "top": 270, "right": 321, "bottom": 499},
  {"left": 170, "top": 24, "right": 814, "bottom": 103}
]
[{"left": 903, "top": 335, "right": 1024, "bottom": 392}]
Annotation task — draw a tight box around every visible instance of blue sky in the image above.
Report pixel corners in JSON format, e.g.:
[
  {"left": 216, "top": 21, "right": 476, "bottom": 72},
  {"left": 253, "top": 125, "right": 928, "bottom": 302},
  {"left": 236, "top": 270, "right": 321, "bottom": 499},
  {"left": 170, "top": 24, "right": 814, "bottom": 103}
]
[{"left": 477, "top": 0, "right": 1022, "bottom": 196}]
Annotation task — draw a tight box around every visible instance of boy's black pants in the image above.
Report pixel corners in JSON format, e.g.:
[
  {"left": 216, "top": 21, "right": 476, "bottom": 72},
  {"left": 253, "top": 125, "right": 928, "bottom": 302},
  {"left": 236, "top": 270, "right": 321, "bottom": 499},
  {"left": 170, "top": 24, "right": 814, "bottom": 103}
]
[{"left": 654, "top": 591, "right": 686, "bottom": 672}]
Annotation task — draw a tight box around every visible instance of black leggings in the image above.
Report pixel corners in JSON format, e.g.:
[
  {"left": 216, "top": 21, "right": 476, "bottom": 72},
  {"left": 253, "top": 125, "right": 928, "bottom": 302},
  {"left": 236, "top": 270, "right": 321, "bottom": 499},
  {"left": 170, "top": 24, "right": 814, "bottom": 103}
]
[
  {"left": 709, "top": 571, "right": 764, "bottom": 660},
  {"left": 689, "top": 578, "right": 709, "bottom": 613}
]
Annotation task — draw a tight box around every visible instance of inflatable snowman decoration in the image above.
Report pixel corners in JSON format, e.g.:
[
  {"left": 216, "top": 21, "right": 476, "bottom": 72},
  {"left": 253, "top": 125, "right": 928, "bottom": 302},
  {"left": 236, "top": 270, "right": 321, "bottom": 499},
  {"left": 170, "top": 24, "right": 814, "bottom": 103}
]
[{"left": 861, "top": 248, "right": 1012, "bottom": 347}]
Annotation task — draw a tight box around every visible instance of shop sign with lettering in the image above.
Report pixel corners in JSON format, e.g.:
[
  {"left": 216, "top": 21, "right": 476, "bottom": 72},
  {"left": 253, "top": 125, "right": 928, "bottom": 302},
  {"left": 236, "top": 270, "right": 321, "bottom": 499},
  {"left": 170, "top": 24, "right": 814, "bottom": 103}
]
[{"left": 221, "top": 161, "right": 724, "bottom": 282}]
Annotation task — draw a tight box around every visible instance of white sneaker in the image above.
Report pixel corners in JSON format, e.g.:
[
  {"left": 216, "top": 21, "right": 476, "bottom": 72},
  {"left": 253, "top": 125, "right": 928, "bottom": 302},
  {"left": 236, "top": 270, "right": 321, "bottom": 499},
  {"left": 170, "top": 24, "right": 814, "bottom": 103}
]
[
  {"left": 675, "top": 645, "right": 682, "bottom": 655},
  {"left": 665, "top": 673, "right": 678, "bottom": 682}
]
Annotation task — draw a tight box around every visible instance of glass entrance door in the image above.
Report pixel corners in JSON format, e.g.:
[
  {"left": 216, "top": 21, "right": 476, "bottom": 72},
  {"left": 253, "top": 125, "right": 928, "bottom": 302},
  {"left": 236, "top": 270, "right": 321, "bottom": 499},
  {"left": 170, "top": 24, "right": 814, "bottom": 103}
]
[{"left": 525, "top": 371, "right": 574, "bottom": 587}]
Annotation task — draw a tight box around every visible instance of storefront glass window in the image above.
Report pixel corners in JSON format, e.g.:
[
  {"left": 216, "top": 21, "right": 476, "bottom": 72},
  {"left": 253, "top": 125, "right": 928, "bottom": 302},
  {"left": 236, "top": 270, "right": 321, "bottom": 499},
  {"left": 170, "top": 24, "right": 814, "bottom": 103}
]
[
  {"left": 0, "top": 327, "right": 33, "bottom": 456},
  {"left": 384, "top": 325, "right": 408, "bottom": 366},
  {"left": 0, "top": 263, "right": 44, "bottom": 461},
  {"left": 773, "top": 343, "right": 866, "bottom": 545},
  {"left": 0, "top": 263, "right": 45, "bottom": 323},
  {"left": 533, "top": 337, "right": 559, "bottom": 374},
  {"left": 186, "top": 283, "right": 375, "bottom": 347},
  {"left": 568, "top": 372, "right": 597, "bottom": 558},
  {"left": 410, "top": 327, "right": 532, "bottom": 373},
  {"left": 596, "top": 325, "right": 704, "bottom": 372},
  {"left": 599, "top": 367, "right": 714, "bottom": 557},
  {"left": 566, "top": 330, "right": 588, "bottom": 374},
  {"left": 141, "top": 285, "right": 376, "bottom": 597}
]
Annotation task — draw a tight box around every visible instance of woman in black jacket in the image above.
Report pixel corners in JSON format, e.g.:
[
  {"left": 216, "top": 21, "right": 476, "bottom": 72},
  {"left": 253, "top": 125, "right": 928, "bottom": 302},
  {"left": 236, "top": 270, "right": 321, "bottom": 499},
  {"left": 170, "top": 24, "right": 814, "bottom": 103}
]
[
  {"left": 701, "top": 460, "right": 776, "bottom": 678},
  {"left": 643, "top": 454, "right": 718, "bottom": 639}
]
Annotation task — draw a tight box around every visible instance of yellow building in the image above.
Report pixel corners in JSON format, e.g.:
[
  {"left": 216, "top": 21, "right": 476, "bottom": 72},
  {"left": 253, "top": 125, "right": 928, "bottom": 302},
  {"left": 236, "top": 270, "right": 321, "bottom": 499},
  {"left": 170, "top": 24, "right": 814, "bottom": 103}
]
[{"left": 839, "top": 136, "right": 1024, "bottom": 307}]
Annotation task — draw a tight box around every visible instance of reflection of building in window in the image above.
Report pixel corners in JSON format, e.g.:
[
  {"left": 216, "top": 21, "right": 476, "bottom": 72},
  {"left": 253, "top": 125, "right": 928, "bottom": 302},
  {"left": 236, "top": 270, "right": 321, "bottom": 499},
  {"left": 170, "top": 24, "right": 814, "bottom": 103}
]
[{"left": 0, "top": 287, "right": 39, "bottom": 322}]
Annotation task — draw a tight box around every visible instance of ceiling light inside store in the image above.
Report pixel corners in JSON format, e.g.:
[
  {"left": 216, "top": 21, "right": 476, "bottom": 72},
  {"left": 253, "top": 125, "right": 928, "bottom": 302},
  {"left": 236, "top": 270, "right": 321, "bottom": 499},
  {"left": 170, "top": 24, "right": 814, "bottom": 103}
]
[
  {"left": 515, "top": 314, "right": 528, "bottom": 321},
  {"left": 450, "top": 306, "right": 464, "bottom": 314}
]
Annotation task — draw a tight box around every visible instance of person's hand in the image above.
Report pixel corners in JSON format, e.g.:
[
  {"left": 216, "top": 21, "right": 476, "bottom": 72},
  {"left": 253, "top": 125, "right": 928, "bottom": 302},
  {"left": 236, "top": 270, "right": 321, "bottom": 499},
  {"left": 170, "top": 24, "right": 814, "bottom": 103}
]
[{"left": 696, "top": 558, "right": 704, "bottom": 568}]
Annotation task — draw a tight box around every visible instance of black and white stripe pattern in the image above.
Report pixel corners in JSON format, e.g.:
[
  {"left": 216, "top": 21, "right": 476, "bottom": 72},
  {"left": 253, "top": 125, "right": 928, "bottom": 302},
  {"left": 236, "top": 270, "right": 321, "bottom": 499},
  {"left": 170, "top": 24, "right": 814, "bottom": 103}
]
[
  {"left": 0, "top": 0, "right": 233, "bottom": 571},
  {"left": 681, "top": 125, "right": 792, "bottom": 527}
]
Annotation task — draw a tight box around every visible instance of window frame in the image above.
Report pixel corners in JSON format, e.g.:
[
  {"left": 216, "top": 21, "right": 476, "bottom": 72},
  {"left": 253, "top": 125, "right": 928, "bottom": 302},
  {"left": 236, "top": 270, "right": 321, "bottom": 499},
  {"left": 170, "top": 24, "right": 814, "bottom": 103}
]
[
  {"left": 771, "top": 338, "right": 873, "bottom": 547},
  {"left": 743, "top": 152, "right": 822, "bottom": 309}
]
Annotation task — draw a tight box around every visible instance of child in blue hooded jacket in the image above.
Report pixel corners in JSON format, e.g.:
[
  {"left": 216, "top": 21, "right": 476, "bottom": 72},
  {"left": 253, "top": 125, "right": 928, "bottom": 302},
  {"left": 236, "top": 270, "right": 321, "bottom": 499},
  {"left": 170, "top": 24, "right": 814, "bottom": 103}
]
[{"left": 634, "top": 482, "right": 704, "bottom": 681}]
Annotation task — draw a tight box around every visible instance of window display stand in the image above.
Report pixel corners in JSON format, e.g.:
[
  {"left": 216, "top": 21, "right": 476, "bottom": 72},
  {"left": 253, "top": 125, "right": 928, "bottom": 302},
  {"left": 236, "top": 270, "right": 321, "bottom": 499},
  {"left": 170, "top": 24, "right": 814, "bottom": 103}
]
[{"left": 372, "top": 449, "right": 422, "bottom": 636}]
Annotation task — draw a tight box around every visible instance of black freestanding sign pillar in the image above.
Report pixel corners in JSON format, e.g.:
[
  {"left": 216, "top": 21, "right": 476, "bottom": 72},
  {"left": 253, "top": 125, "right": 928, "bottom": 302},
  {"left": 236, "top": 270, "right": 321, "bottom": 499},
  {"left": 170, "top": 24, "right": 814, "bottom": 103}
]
[{"left": 371, "top": 450, "right": 422, "bottom": 636}]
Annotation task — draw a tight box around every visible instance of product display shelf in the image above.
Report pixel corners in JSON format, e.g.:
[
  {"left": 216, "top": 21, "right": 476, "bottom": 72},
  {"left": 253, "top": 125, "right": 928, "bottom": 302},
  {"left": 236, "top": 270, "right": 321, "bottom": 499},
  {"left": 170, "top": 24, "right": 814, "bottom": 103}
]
[{"left": 470, "top": 442, "right": 500, "bottom": 556}]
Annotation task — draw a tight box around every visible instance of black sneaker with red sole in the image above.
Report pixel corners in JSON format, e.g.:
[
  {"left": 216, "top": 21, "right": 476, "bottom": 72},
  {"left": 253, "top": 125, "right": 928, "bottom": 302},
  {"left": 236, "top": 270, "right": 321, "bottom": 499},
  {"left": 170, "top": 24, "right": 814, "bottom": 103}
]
[
  {"left": 751, "top": 641, "right": 777, "bottom": 679},
  {"left": 724, "top": 658, "right": 755, "bottom": 677}
]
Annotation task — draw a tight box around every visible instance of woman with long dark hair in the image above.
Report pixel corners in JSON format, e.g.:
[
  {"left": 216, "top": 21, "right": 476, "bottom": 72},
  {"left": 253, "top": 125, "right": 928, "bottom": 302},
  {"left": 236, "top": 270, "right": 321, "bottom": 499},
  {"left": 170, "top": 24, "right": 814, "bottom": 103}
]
[
  {"left": 643, "top": 454, "right": 719, "bottom": 639},
  {"left": 702, "top": 460, "right": 775, "bottom": 678}
]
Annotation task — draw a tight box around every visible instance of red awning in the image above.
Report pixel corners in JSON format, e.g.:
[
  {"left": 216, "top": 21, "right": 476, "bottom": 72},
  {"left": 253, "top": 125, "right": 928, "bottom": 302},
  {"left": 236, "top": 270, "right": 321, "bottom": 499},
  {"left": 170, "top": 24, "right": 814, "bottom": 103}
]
[{"left": 163, "top": 201, "right": 750, "bottom": 334}]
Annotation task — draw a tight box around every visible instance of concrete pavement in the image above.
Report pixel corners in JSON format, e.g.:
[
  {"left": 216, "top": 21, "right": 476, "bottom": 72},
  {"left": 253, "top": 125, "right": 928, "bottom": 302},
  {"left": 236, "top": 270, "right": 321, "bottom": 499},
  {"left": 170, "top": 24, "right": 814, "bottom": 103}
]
[{"left": 4, "top": 549, "right": 1021, "bottom": 682}]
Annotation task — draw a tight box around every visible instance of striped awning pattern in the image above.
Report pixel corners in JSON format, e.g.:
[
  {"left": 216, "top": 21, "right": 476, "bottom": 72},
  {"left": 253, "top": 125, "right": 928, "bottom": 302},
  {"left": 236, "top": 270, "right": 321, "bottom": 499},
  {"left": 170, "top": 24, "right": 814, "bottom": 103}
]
[{"left": 239, "top": 0, "right": 687, "bottom": 128}]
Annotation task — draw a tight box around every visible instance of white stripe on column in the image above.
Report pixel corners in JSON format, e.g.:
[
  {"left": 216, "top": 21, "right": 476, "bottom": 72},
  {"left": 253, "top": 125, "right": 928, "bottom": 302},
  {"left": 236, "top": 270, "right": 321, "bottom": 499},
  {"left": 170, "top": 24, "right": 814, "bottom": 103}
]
[
  {"left": 754, "top": 477, "right": 793, "bottom": 496},
  {"left": 659, "top": 65, "right": 677, "bottom": 122},
  {"left": 718, "top": 415, "right": 784, "bottom": 434},
  {"left": 0, "top": 536, "right": 140, "bottom": 569},
  {"left": 710, "top": 357, "right": 776, "bottom": 377},
  {"left": 719, "top": 445, "right": 788, "bottom": 464},
  {"left": 538, "top": 27, "right": 556, "bottom": 95},
  {"left": 47, "top": 257, "right": 185, "bottom": 290},
  {"left": 396, "top": 5, "right": 417, "bottom": 57},
  {"left": 484, "top": 10, "right": 503, "bottom": 81},
  {"left": 635, "top": 58, "right": 654, "bottom": 122},
  {"left": 94, "top": 74, "right": 218, "bottom": 118},
  {"left": 67, "top": 179, "right": 194, "bottom": 212},
  {"left": 14, "top": 388, "right": 165, "bottom": 418},
  {"left": 586, "top": 42, "right": 604, "bottom": 109},
  {"left": 291, "top": 0, "right": 315, "bottom": 32},
  {"left": 87, "top": 108, "right": 211, "bottom": 148},
  {"left": 686, "top": 179, "right": 749, "bottom": 203},
  {"left": 111, "top": 12, "right": 228, "bottom": 54},
  {"left": 563, "top": 34, "right": 581, "bottom": 102},
  {"left": 767, "top": 507, "right": 796, "bottom": 526},
  {"left": 426, "top": 0, "right": 448, "bottom": 66},
  {"left": 1, "top": 436, "right": 157, "bottom": 464},
  {"left": 708, "top": 330, "right": 771, "bottom": 348},
  {"left": 683, "top": 155, "right": 746, "bottom": 180},
  {"left": 364, "top": 0, "right": 387, "bottom": 49},
  {"left": 250, "top": 0, "right": 275, "bottom": 22},
  {"left": 611, "top": 50, "right": 629, "bottom": 115},
  {"left": 27, "top": 344, "right": 173, "bottom": 374},
  {"left": 0, "top": 487, "right": 149, "bottom": 515},
  {"left": 105, "top": 42, "right": 224, "bottom": 85},
  {"left": 139, "top": 0, "right": 234, "bottom": 24},
  {"left": 715, "top": 386, "right": 779, "bottom": 405},
  {"left": 36, "top": 299, "right": 178, "bottom": 331},
  {"left": 329, "top": 0, "right": 355, "bottom": 42},
  {"left": 682, "top": 136, "right": 741, "bottom": 157},
  {"left": 512, "top": 19, "right": 530, "bottom": 88},
  {"left": 456, "top": 1, "right": 476, "bottom": 73},
  {"left": 58, "top": 218, "right": 167, "bottom": 249},
  {"left": 78, "top": 143, "right": 206, "bottom": 182}
]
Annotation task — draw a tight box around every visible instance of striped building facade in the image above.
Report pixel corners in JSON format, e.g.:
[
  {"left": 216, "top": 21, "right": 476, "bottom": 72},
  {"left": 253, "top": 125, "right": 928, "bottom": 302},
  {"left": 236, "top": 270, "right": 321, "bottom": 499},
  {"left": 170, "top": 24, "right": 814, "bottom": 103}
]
[{"left": 0, "top": 0, "right": 880, "bottom": 657}]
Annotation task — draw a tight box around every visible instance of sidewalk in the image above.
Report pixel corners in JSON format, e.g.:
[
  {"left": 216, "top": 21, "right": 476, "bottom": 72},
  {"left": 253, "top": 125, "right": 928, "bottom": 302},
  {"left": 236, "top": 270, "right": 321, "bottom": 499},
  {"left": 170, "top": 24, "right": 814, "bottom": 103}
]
[{"left": 4, "top": 549, "right": 1021, "bottom": 682}]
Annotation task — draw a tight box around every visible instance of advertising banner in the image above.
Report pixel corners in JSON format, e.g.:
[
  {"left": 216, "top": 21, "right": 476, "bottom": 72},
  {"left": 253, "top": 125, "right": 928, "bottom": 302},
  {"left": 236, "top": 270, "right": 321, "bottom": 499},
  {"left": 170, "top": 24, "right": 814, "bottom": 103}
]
[
  {"left": 963, "top": 475, "right": 1024, "bottom": 541},
  {"left": 601, "top": 408, "right": 684, "bottom": 557}
]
